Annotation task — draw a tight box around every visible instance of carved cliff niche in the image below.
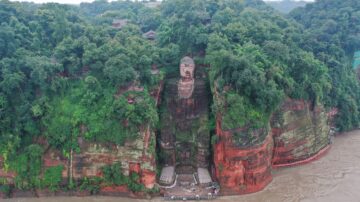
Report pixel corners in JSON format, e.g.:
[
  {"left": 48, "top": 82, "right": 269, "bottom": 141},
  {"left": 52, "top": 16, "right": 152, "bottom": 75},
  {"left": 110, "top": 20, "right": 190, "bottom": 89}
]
[{"left": 159, "top": 57, "right": 210, "bottom": 168}]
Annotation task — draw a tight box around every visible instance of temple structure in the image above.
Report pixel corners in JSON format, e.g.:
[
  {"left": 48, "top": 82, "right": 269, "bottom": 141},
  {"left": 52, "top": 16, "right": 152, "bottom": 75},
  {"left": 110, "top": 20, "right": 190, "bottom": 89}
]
[
  {"left": 143, "top": 30, "right": 157, "bottom": 40},
  {"left": 112, "top": 19, "right": 128, "bottom": 29}
]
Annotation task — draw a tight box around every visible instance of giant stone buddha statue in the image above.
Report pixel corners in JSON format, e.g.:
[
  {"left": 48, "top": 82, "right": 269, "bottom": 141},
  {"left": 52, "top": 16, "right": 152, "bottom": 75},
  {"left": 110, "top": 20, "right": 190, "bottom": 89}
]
[{"left": 178, "top": 56, "right": 195, "bottom": 99}]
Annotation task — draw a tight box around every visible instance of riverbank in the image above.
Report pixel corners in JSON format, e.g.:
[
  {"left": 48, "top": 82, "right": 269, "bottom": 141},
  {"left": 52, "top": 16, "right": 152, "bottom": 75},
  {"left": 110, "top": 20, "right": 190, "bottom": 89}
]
[{"left": 4, "top": 130, "right": 360, "bottom": 202}]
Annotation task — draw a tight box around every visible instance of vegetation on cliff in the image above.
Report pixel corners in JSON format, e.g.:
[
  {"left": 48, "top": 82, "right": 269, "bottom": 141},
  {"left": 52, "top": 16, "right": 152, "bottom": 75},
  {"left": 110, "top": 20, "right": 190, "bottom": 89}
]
[
  {"left": 203, "top": 0, "right": 331, "bottom": 143},
  {"left": 158, "top": 0, "right": 358, "bottom": 142},
  {"left": 290, "top": 0, "right": 360, "bottom": 131},
  {"left": 0, "top": 0, "right": 359, "bottom": 193},
  {"left": 0, "top": 0, "right": 162, "bottom": 191}
]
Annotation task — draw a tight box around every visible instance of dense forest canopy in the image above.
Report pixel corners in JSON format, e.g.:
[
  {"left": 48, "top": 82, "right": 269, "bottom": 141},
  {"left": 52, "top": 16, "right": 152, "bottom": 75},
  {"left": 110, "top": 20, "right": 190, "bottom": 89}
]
[
  {"left": 290, "top": 0, "right": 360, "bottom": 130},
  {"left": 0, "top": 0, "right": 359, "bottom": 191},
  {"left": 265, "top": 0, "right": 308, "bottom": 14}
]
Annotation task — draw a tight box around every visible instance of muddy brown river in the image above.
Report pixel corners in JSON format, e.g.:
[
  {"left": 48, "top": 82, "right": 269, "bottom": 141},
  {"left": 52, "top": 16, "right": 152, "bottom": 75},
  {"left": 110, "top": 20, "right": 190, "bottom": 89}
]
[{"left": 5, "top": 130, "right": 360, "bottom": 202}]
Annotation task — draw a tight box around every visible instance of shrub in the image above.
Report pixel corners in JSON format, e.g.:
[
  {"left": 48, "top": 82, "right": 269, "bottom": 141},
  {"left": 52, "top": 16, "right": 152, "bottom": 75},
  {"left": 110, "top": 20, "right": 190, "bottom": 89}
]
[
  {"left": 102, "top": 163, "right": 127, "bottom": 186},
  {"left": 0, "top": 184, "right": 11, "bottom": 198},
  {"left": 101, "top": 163, "right": 145, "bottom": 192},
  {"left": 79, "top": 177, "right": 102, "bottom": 194},
  {"left": 42, "top": 165, "right": 64, "bottom": 192}
]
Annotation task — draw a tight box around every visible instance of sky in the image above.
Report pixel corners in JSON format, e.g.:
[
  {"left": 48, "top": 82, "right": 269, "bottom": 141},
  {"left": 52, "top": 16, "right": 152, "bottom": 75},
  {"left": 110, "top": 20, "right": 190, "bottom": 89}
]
[{"left": 9, "top": 0, "right": 315, "bottom": 5}]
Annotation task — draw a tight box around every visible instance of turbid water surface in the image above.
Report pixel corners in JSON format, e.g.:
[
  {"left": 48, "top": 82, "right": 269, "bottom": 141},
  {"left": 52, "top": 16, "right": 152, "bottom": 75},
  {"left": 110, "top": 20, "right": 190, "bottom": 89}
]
[{"left": 5, "top": 130, "right": 360, "bottom": 202}]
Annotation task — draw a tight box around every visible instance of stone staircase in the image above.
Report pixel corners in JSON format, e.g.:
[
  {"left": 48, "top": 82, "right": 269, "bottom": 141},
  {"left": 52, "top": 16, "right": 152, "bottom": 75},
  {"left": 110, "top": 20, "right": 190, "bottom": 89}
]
[{"left": 162, "top": 166, "right": 219, "bottom": 200}]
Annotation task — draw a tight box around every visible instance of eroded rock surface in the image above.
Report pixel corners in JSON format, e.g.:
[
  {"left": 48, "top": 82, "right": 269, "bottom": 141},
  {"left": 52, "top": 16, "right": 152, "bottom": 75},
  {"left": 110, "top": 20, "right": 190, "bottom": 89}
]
[
  {"left": 42, "top": 131, "right": 156, "bottom": 189},
  {"left": 159, "top": 57, "right": 210, "bottom": 168},
  {"left": 213, "top": 98, "right": 332, "bottom": 195},
  {"left": 0, "top": 64, "right": 334, "bottom": 198},
  {"left": 271, "top": 99, "right": 331, "bottom": 167},
  {"left": 214, "top": 118, "right": 273, "bottom": 195},
  {"left": 158, "top": 57, "right": 217, "bottom": 199}
]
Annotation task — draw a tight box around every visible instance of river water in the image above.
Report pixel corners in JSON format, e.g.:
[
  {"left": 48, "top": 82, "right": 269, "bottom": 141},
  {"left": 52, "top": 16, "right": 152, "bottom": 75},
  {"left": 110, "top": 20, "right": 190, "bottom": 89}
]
[{"left": 5, "top": 130, "right": 360, "bottom": 202}]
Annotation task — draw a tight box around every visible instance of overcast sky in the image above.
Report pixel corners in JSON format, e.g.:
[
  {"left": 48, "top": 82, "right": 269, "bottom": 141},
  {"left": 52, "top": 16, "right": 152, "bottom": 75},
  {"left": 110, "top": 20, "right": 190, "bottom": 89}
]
[{"left": 9, "top": 0, "right": 315, "bottom": 5}]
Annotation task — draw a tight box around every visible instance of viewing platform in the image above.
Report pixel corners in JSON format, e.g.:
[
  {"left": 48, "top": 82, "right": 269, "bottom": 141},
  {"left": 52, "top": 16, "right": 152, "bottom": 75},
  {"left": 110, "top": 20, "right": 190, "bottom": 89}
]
[{"left": 160, "top": 165, "right": 219, "bottom": 200}]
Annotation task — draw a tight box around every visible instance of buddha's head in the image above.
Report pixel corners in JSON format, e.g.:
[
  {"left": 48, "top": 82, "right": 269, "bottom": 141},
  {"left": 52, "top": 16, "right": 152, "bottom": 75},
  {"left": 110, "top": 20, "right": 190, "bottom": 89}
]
[
  {"left": 178, "top": 57, "right": 195, "bottom": 99},
  {"left": 180, "top": 56, "right": 195, "bottom": 80}
]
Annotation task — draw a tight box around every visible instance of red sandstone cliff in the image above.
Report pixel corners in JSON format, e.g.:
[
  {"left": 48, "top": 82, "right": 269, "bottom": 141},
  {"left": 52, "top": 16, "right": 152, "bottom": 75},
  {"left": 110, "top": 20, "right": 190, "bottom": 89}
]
[
  {"left": 0, "top": 90, "right": 333, "bottom": 198},
  {"left": 213, "top": 98, "right": 331, "bottom": 195},
  {"left": 214, "top": 117, "right": 273, "bottom": 195},
  {"left": 271, "top": 98, "right": 331, "bottom": 168},
  {"left": 0, "top": 82, "right": 164, "bottom": 196}
]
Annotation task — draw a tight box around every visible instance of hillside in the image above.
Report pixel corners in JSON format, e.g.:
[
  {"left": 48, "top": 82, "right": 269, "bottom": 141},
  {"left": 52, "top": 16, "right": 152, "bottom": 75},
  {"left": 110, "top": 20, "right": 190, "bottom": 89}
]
[
  {"left": 0, "top": 0, "right": 359, "bottom": 198},
  {"left": 290, "top": 0, "right": 360, "bottom": 130}
]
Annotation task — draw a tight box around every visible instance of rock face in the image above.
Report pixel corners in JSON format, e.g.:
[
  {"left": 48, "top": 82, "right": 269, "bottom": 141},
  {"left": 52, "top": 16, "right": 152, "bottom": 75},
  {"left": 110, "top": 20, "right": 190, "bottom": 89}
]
[
  {"left": 160, "top": 79, "right": 210, "bottom": 167},
  {"left": 214, "top": 118, "right": 273, "bottom": 195},
  {"left": 159, "top": 57, "right": 210, "bottom": 169},
  {"left": 0, "top": 130, "right": 157, "bottom": 197},
  {"left": 42, "top": 128, "right": 157, "bottom": 189},
  {"left": 159, "top": 64, "right": 210, "bottom": 168},
  {"left": 158, "top": 58, "right": 216, "bottom": 200},
  {"left": 0, "top": 83, "right": 162, "bottom": 193},
  {"left": 213, "top": 98, "right": 331, "bottom": 195},
  {"left": 0, "top": 63, "right": 333, "bottom": 198},
  {"left": 271, "top": 99, "right": 331, "bottom": 167}
]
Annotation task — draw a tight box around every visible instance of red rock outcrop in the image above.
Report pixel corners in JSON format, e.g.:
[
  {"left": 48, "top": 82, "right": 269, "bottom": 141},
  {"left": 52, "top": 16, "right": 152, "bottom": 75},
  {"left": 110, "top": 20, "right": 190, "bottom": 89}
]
[
  {"left": 214, "top": 117, "right": 274, "bottom": 195},
  {"left": 213, "top": 98, "right": 332, "bottom": 195},
  {"left": 39, "top": 128, "right": 157, "bottom": 190},
  {"left": 1, "top": 78, "right": 334, "bottom": 198},
  {"left": 271, "top": 99, "right": 331, "bottom": 168},
  {"left": 0, "top": 81, "right": 162, "bottom": 193}
]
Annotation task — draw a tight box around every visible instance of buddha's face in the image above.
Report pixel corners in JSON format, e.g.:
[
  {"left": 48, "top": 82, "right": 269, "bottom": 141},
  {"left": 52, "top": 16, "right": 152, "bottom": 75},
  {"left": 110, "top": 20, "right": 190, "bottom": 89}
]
[
  {"left": 180, "top": 63, "right": 194, "bottom": 79},
  {"left": 185, "top": 71, "right": 191, "bottom": 79}
]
